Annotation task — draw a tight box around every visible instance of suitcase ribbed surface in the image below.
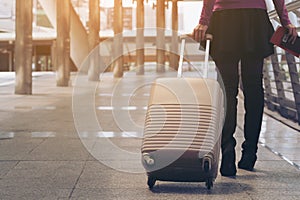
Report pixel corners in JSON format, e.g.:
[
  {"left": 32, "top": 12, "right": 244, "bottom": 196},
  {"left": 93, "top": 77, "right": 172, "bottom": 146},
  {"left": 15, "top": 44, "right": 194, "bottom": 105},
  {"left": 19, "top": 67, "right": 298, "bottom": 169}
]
[{"left": 142, "top": 104, "right": 219, "bottom": 154}]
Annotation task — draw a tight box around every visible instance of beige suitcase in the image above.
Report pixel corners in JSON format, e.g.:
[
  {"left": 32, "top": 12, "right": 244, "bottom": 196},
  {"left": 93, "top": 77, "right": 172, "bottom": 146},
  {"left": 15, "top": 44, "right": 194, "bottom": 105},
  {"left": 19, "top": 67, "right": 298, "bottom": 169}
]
[{"left": 141, "top": 36, "right": 224, "bottom": 190}]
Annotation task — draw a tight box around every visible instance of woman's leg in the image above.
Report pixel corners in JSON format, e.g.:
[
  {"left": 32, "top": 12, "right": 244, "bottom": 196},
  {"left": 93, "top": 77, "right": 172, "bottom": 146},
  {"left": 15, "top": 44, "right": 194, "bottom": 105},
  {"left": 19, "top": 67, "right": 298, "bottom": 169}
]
[
  {"left": 214, "top": 54, "right": 240, "bottom": 176},
  {"left": 238, "top": 54, "right": 265, "bottom": 171}
]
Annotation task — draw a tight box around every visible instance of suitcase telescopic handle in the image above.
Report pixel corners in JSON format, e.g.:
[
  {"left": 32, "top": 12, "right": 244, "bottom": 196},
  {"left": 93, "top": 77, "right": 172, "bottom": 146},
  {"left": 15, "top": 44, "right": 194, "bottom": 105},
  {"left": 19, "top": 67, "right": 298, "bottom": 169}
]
[
  {"left": 177, "top": 38, "right": 186, "bottom": 77},
  {"left": 204, "top": 34, "right": 213, "bottom": 78},
  {"left": 178, "top": 34, "right": 213, "bottom": 78}
]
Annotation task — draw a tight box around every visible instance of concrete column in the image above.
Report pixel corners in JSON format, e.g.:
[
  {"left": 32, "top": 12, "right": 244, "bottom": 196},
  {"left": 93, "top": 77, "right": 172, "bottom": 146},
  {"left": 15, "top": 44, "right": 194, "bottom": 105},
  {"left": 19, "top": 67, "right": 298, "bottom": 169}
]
[
  {"left": 156, "top": 0, "right": 165, "bottom": 72},
  {"left": 51, "top": 40, "right": 56, "bottom": 71},
  {"left": 8, "top": 51, "right": 13, "bottom": 72},
  {"left": 113, "top": 0, "right": 123, "bottom": 78},
  {"left": 170, "top": 0, "right": 179, "bottom": 70},
  {"left": 136, "top": 0, "right": 145, "bottom": 75},
  {"left": 56, "top": 0, "right": 71, "bottom": 86},
  {"left": 45, "top": 56, "right": 49, "bottom": 71},
  {"left": 88, "top": 0, "right": 100, "bottom": 81},
  {"left": 15, "top": 0, "right": 33, "bottom": 94}
]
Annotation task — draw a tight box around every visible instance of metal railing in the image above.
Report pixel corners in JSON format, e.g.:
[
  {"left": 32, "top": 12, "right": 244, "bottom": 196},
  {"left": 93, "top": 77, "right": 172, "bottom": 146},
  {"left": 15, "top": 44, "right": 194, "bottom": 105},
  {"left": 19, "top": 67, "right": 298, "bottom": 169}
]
[{"left": 266, "top": 0, "right": 300, "bottom": 125}]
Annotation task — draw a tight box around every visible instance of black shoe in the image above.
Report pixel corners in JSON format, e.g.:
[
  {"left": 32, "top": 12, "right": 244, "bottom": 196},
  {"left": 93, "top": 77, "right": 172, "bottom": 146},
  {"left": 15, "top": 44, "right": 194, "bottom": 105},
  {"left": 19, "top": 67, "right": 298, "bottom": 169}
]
[
  {"left": 220, "top": 152, "right": 237, "bottom": 177},
  {"left": 220, "top": 164, "right": 237, "bottom": 177},
  {"left": 238, "top": 153, "right": 257, "bottom": 171}
]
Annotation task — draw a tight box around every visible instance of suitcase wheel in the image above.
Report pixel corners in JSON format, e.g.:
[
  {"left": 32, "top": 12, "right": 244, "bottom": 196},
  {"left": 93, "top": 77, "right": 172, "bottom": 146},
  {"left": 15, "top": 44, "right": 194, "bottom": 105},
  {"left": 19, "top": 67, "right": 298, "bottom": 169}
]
[
  {"left": 205, "top": 178, "right": 213, "bottom": 190},
  {"left": 147, "top": 176, "right": 156, "bottom": 189},
  {"left": 204, "top": 160, "right": 211, "bottom": 172}
]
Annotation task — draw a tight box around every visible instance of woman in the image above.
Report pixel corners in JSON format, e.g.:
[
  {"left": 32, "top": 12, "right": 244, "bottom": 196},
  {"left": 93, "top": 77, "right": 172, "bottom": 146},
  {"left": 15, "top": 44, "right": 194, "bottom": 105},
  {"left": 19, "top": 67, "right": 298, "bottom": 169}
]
[{"left": 193, "top": 0, "right": 297, "bottom": 177}]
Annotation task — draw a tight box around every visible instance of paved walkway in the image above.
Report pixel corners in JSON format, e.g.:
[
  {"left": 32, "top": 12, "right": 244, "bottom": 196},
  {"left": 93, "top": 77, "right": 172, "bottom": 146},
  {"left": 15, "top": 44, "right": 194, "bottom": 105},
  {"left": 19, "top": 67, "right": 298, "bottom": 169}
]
[{"left": 0, "top": 71, "right": 299, "bottom": 200}]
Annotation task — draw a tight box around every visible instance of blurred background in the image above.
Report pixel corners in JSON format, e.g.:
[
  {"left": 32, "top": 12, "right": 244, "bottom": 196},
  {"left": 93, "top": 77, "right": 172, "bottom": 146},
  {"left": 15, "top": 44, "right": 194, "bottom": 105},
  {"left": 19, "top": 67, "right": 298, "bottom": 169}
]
[{"left": 0, "top": 0, "right": 299, "bottom": 124}]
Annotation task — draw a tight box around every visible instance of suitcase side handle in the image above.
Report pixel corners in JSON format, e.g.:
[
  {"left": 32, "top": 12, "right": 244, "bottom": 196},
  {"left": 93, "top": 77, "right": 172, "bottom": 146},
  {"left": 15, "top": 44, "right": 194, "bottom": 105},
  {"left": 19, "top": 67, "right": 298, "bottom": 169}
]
[{"left": 178, "top": 34, "right": 213, "bottom": 78}]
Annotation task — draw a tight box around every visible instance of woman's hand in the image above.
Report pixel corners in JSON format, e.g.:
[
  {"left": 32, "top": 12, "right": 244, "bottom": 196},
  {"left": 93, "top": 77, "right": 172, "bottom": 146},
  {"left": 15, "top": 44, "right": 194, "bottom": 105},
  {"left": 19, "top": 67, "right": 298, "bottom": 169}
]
[
  {"left": 193, "top": 24, "right": 208, "bottom": 42},
  {"left": 285, "top": 24, "right": 298, "bottom": 44}
]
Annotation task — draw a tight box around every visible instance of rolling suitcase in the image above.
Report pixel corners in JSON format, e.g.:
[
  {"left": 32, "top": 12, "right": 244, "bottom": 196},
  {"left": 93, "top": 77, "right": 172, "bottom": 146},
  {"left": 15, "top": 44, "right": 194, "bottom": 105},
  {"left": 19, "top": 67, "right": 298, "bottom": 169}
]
[{"left": 141, "top": 35, "right": 224, "bottom": 190}]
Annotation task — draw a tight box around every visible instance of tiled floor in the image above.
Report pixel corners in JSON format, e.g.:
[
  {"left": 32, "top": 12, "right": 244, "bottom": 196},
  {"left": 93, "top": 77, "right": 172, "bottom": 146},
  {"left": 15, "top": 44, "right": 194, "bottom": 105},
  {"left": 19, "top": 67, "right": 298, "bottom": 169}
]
[
  {"left": 0, "top": 71, "right": 299, "bottom": 200},
  {"left": 236, "top": 93, "right": 300, "bottom": 169}
]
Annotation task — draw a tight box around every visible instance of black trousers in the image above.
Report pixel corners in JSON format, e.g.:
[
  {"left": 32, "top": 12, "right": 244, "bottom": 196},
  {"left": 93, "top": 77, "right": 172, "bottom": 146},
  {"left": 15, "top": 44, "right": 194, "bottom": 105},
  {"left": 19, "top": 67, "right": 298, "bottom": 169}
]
[{"left": 214, "top": 53, "right": 264, "bottom": 156}]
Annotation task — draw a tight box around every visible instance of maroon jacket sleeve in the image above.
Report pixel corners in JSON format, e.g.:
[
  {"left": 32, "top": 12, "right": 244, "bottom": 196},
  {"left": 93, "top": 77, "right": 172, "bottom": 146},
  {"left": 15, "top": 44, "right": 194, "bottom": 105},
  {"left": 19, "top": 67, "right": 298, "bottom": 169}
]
[
  {"left": 199, "top": 0, "right": 215, "bottom": 26},
  {"left": 272, "top": 0, "right": 291, "bottom": 26}
]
